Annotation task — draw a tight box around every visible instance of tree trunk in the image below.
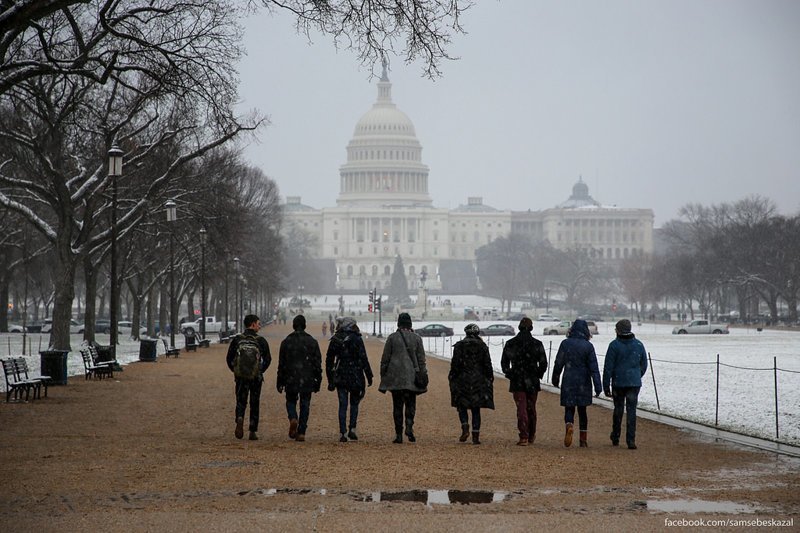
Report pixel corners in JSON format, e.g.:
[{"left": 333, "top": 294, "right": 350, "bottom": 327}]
[
  {"left": 0, "top": 270, "right": 9, "bottom": 332},
  {"left": 49, "top": 241, "right": 77, "bottom": 351},
  {"left": 146, "top": 281, "right": 157, "bottom": 338},
  {"left": 83, "top": 257, "right": 98, "bottom": 343}
]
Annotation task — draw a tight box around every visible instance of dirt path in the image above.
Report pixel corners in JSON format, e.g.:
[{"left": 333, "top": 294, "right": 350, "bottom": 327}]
[{"left": 1, "top": 321, "right": 798, "bottom": 532}]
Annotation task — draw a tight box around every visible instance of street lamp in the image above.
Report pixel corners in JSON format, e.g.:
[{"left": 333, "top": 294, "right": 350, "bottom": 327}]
[
  {"left": 233, "top": 257, "right": 240, "bottom": 332},
  {"left": 108, "top": 144, "right": 123, "bottom": 359},
  {"left": 165, "top": 199, "right": 177, "bottom": 348},
  {"left": 199, "top": 227, "right": 207, "bottom": 340}
]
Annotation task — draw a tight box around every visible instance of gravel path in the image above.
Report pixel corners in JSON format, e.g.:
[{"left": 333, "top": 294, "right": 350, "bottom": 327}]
[{"left": 1, "top": 321, "right": 798, "bottom": 532}]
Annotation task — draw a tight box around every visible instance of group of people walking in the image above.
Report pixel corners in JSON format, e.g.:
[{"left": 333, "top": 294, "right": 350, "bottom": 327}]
[{"left": 225, "top": 312, "right": 647, "bottom": 449}]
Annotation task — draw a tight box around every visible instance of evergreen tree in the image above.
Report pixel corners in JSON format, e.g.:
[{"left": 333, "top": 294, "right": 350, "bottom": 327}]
[{"left": 388, "top": 255, "right": 411, "bottom": 305}]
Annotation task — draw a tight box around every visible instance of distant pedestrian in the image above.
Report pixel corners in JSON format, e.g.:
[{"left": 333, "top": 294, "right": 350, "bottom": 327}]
[
  {"left": 329, "top": 317, "right": 335, "bottom": 336},
  {"left": 226, "top": 314, "right": 271, "bottom": 441},
  {"left": 448, "top": 323, "right": 494, "bottom": 444},
  {"left": 551, "top": 319, "right": 602, "bottom": 448},
  {"left": 500, "top": 317, "right": 548, "bottom": 445},
  {"left": 322, "top": 321, "right": 328, "bottom": 337},
  {"left": 276, "top": 315, "right": 323, "bottom": 442},
  {"left": 326, "top": 317, "right": 373, "bottom": 442},
  {"left": 602, "top": 319, "right": 648, "bottom": 449},
  {"left": 379, "top": 313, "right": 427, "bottom": 443}
]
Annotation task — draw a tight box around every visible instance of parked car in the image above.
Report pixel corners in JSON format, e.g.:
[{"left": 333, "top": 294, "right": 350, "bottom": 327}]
[
  {"left": 480, "top": 323, "right": 516, "bottom": 336},
  {"left": 41, "top": 318, "right": 84, "bottom": 334},
  {"left": 179, "top": 316, "right": 236, "bottom": 336},
  {"left": 118, "top": 321, "right": 147, "bottom": 336},
  {"left": 26, "top": 321, "right": 43, "bottom": 333},
  {"left": 543, "top": 320, "right": 598, "bottom": 336},
  {"left": 505, "top": 312, "right": 528, "bottom": 321},
  {"left": 95, "top": 319, "right": 112, "bottom": 334},
  {"left": 537, "top": 314, "right": 560, "bottom": 322},
  {"left": 415, "top": 324, "right": 454, "bottom": 337},
  {"left": 672, "top": 320, "right": 729, "bottom": 335},
  {"left": 6, "top": 323, "right": 26, "bottom": 333}
]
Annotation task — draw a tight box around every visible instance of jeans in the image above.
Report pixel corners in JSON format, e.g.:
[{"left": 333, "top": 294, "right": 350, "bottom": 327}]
[
  {"left": 337, "top": 387, "right": 362, "bottom": 434},
  {"left": 285, "top": 390, "right": 312, "bottom": 434},
  {"left": 235, "top": 377, "right": 263, "bottom": 432},
  {"left": 611, "top": 386, "right": 640, "bottom": 445},
  {"left": 457, "top": 407, "right": 481, "bottom": 432},
  {"left": 391, "top": 390, "right": 417, "bottom": 435},
  {"left": 564, "top": 405, "right": 588, "bottom": 431},
  {"left": 513, "top": 391, "right": 539, "bottom": 439}
]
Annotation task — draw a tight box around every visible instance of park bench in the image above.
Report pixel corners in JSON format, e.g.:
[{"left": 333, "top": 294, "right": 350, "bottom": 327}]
[
  {"left": 198, "top": 337, "right": 211, "bottom": 348},
  {"left": 184, "top": 334, "right": 198, "bottom": 352},
  {"left": 3, "top": 357, "right": 50, "bottom": 402},
  {"left": 219, "top": 331, "right": 232, "bottom": 344},
  {"left": 86, "top": 342, "right": 118, "bottom": 367},
  {"left": 161, "top": 338, "right": 180, "bottom": 358},
  {"left": 79, "top": 349, "right": 114, "bottom": 380}
]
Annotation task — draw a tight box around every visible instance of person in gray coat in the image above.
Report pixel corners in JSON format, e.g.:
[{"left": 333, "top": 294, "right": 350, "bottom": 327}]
[
  {"left": 602, "top": 319, "right": 648, "bottom": 449},
  {"left": 379, "top": 312, "right": 427, "bottom": 443}
]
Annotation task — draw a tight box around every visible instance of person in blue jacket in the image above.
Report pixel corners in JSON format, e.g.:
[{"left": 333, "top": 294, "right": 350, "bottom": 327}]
[
  {"left": 551, "top": 319, "right": 602, "bottom": 448},
  {"left": 602, "top": 319, "right": 648, "bottom": 449}
]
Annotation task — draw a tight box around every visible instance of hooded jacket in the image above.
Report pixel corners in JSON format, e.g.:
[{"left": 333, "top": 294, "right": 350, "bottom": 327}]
[
  {"left": 500, "top": 330, "right": 548, "bottom": 393},
  {"left": 379, "top": 328, "right": 427, "bottom": 393},
  {"left": 325, "top": 323, "right": 373, "bottom": 391},
  {"left": 277, "top": 328, "right": 323, "bottom": 393},
  {"left": 551, "top": 319, "right": 602, "bottom": 406},
  {"left": 603, "top": 331, "right": 648, "bottom": 390}
]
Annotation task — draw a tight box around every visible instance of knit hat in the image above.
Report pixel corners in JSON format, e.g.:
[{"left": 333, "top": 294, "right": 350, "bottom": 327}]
[
  {"left": 518, "top": 317, "right": 533, "bottom": 331},
  {"left": 340, "top": 317, "right": 357, "bottom": 331},
  {"left": 397, "top": 312, "right": 412, "bottom": 328},
  {"left": 615, "top": 319, "right": 632, "bottom": 334},
  {"left": 292, "top": 315, "right": 306, "bottom": 331},
  {"left": 464, "top": 323, "right": 480, "bottom": 336}
]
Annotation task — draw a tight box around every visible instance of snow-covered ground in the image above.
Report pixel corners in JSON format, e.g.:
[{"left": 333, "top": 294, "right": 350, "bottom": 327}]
[{"left": 5, "top": 294, "right": 799, "bottom": 445}]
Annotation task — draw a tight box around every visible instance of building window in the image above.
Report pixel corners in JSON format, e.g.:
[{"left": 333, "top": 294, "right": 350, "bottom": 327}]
[
  {"left": 347, "top": 265, "right": 353, "bottom": 276},
  {"left": 359, "top": 265, "right": 366, "bottom": 275},
  {"left": 333, "top": 246, "right": 338, "bottom": 255},
  {"left": 384, "top": 265, "right": 391, "bottom": 276},
  {"left": 333, "top": 231, "right": 339, "bottom": 241},
  {"left": 372, "top": 265, "right": 378, "bottom": 276}
]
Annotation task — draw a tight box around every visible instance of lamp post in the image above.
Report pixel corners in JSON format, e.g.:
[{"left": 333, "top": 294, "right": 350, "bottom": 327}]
[
  {"left": 165, "top": 199, "right": 177, "bottom": 348},
  {"left": 108, "top": 145, "right": 123, "bottom": 358},
  {"left": 233, "top": 257, "right": 240, "bottom": 332},
  {"left": 224, "top": 252, "right": 229, "bottom": 335},
  {"left": 199, "top": 228, "right": 207, "bottom": 340}
]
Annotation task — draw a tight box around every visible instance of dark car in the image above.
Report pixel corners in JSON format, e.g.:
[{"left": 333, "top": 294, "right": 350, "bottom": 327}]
[
  {"left": 95, "top": 320, "right": 112, "bottom": 334},
  {"left": 480, "top": 324, "right": 516, "bottom": 336},
  {"left": 415, "top": 324, "right": 454, "bottom": 337},
  {"left": 505, "top": 313, "right": 528, "bottom": 321}
]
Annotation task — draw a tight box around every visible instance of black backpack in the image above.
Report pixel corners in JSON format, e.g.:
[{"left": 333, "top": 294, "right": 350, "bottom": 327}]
[{"left": 233, "top": 334, "right": 261, "bottom": 379}]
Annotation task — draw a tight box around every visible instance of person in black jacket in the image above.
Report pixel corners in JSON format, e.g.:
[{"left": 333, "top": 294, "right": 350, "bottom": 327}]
[
  {"left": 325, "top": 317, "right": 373, "bottom": 442},
  {"left": 500, "top": 317, "right": 548, "bottom": 446},
  {"left": 226, "top": 314, "right": 271, "bottom": 441},
  {"left": 277, "top": 315, "right": 323, "bottom": 442},
  {"left": 449, "top": 323, "right": 494, "bottom": 444}
]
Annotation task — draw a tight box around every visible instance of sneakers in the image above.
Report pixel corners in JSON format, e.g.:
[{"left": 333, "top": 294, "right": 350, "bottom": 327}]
[
  {"left": 347, "top": 429, "right": 358, "bottom": 441},
  {"left": 516, "top": 438, "right": 528, "bottom": 446},
  {"left": 459, "top": 424, "right": 470, "bottom": 443},
  {"left": 249, "top": 431, "right": 258, "bottom": 441},
  {"left": 288, "top": 418, "right": 298, "bottom": 439},
  {"left": 339, "top": 433, "right": 348, "bottom": 443},
  {"left": 295, "top": 433, "right": 305, "bottom": 442},
  {"left": 235, "top": 417, "right": 244, "bottom": 440},
  {"left": 564, "top": 423, "right": 574, "bottom": 447}
]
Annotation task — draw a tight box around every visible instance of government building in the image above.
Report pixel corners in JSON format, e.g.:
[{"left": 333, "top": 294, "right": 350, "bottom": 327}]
[{"left": 283, "top": 69, "right": 654, "bottom": 293}]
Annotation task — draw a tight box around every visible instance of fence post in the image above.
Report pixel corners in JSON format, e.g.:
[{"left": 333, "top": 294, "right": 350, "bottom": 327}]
[
  {"left": 648, "top": 352, "right": 660, "bottom": 411},
  {"left": 715, "top": 354, "right": 720, "bottom": 427},
  {"left": 774, "top": 356, "right": 779, "bottom": 440}
]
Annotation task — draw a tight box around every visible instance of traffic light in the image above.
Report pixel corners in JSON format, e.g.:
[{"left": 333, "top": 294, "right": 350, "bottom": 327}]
[
  {"left": 368, "top": 304, "right": 373, "bottom": 312},
  {"left": 368, "top": 289, "right": 374, "bottom": 303},
  {"left": 374, "top": 297, "right": 381, "bottom": 311}
]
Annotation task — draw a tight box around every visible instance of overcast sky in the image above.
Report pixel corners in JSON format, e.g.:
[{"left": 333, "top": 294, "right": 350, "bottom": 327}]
[{"left": 236, "top": 0, "right": 800, "bottom": 227}]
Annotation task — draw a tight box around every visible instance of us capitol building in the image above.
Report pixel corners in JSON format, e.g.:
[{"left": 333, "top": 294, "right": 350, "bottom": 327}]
[{"left": 283, "top": 68, "right": 654, "bottom": 293}]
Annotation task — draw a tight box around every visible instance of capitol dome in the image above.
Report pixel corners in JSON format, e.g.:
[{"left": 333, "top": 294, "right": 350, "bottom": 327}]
[{"left": 337, "top": 65, "right": 432, "bottom": 207}]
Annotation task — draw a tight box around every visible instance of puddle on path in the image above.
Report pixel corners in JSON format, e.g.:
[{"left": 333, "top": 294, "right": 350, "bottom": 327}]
[
  {"left": 647, "top": 499, "right": 760, "bottom": 514},
  {"left": 236, "top": 488, "right": 508, "bottom": 505}
]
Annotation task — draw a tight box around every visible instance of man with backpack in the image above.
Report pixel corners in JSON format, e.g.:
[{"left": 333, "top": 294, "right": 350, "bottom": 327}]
[{"left": 226, "top": 314, "right": 271, "bottom": 441}]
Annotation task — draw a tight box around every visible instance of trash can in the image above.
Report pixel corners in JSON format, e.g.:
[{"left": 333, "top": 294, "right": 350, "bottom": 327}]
[
  {"left": 40, "top": 350, "right": 69, "bottom": 385},
  {"left": 139, "top": 339, "right": 158, "bottom": 362}
]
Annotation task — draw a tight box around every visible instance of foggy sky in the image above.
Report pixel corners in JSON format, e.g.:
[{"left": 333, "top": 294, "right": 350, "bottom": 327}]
[{"left": 236, "top": 0, "right": 800, "bottom": 227}]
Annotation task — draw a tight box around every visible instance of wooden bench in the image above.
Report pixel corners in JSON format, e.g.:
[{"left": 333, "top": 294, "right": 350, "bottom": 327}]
[
  {"left": 3, "top": 357, "right": 50, "bottom": 402},
  {"left": 79, "top": 349, "right": 114, "bottom": 380},
  {"left": 14, "top": 357, "right": 50, "bottom": 399},
  {"left": 161, "top": 338, "right": 180, "bottom": 358}
]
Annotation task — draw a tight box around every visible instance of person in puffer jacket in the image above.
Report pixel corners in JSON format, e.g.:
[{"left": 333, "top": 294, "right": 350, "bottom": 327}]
[
  {"left": 602, "top": 319, "right": 648, "bottom": 449},
  {"left": 325, "top": 317, "right": 373, "bottom": 442}
]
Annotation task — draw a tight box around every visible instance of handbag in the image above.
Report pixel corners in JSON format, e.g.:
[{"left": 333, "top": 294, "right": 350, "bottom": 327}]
[{"left": 399, "top": 331, "right": 428, "bottom": 391}]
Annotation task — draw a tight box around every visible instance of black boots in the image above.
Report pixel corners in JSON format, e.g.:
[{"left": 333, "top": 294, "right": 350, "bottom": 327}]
[
  {"left": 471, "top": 431, "right": 480, "bottom": 445},
  {"left": 459, "top": 424, "right": 470, "bottom": 442},
  {"left": 393, "top": 433, "right": 403, "bottom": 444}
]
